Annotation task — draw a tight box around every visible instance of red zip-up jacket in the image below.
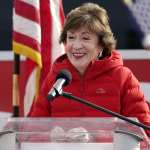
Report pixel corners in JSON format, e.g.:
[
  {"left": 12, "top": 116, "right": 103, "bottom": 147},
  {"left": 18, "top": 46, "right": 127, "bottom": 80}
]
[{"left": 29, "top": 50, "right": 150, "bottom": 136}]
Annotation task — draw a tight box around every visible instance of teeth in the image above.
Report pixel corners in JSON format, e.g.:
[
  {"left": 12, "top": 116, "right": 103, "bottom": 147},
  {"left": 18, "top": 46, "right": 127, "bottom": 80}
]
[{"left": 73, "top": 53, "right": 85, "bottom": 57}]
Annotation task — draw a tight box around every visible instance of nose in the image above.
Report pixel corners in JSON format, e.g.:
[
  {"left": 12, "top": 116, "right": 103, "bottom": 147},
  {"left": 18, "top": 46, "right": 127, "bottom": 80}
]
[{"left": 72, "top": 38, "right": 83, "bottom": 50}]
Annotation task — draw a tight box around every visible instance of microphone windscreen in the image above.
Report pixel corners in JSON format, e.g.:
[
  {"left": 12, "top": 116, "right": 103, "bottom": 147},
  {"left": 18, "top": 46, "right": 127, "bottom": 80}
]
[{"left": 56, "top": 69, "right": 72, "bottom": 86}]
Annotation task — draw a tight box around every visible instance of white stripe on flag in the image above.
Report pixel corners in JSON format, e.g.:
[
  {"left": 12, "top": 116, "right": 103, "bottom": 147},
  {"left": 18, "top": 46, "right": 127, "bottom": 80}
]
[
  {"left": 13, "top": 12, "right": 41, "bottom": 43},
  {"left": 24, "top": 67, "right": 37, "bottom": 116}
]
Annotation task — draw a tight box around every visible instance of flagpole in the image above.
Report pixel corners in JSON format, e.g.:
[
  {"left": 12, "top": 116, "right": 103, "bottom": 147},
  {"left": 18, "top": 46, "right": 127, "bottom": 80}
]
[{"left": 12, "top": 53, "right": 20, "bottom": 117}]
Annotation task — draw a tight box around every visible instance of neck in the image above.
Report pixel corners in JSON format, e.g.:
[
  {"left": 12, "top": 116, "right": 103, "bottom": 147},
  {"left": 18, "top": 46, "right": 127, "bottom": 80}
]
[{"left": 76, "top": 62, "right": 93, "bottom": 76}]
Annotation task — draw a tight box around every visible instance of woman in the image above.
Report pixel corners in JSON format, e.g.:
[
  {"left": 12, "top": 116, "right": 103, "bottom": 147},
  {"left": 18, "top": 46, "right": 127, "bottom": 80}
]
[{"left": 29, "top": 3, "right": 150, "bottom": 136}]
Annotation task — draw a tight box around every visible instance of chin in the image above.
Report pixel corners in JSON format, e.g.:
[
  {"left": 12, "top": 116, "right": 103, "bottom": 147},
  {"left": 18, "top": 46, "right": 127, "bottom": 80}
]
[{"left": 71, "top": 60, "right": 88, "bottom": 69}]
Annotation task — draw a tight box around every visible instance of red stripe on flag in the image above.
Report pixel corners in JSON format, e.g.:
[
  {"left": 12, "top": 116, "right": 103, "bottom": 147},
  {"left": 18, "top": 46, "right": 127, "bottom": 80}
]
[
  {"left": 15, "top": 0, "right": 40, "bottom": 23},
  {"left": 40, "top": 0, "right": 52, "bottom": 83},
  {"left": 13, "top": 31, "right": 41, "bottom": 52}
]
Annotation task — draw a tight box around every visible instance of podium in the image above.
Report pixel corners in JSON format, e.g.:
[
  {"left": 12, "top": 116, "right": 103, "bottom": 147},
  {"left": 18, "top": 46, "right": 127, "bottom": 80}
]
[{"left": 0, "top": 117, "right": 150, "bottom": 150}]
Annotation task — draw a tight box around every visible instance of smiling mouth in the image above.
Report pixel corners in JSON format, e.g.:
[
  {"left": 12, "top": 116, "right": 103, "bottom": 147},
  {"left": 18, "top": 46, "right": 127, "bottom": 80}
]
[{"left": 72, "top": 53, "right": 86, "bottom": 58}]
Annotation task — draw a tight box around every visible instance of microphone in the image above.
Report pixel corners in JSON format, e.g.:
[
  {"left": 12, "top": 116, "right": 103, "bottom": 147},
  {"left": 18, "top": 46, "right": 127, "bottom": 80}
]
[
  {"left": 62, "top": 91, "right": 150, "bottom": 131},
  {"left": 47, "top": 69, "right": 150, "bottom": 132},
  {"left": 47, "top": 69, "right": 72, "bottom": 100}
]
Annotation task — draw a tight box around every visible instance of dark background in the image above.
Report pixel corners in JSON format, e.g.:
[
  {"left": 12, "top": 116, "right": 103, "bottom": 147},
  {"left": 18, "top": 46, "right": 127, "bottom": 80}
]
[
  {"left": 0, "top": 0, "right": 12, "bottom": 50},
  {"left": 0, "top": 0, "right": 143, "bottom": 51}
]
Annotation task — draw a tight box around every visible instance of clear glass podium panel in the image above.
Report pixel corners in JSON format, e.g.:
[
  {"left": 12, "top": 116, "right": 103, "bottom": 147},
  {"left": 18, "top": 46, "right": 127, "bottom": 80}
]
[{"left": 0, "top": 117, "right": 150, "bottom": 150}]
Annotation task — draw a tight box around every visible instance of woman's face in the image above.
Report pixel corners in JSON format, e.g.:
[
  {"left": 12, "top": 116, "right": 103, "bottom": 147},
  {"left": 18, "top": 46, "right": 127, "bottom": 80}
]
[{"left": 65, "top": 27, "right": 101, "bottom": 75}]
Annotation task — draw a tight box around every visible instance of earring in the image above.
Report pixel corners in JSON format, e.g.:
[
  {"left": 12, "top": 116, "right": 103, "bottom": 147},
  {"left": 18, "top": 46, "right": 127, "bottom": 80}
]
[{"left": 97, "top": 49, "right": 103, "bottom": 59}]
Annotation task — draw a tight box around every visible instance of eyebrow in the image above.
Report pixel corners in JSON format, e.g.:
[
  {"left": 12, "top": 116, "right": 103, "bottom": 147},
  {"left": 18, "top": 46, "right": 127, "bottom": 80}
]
[{"left": 67, "top": 31, "right": 91, "bottom": 35}]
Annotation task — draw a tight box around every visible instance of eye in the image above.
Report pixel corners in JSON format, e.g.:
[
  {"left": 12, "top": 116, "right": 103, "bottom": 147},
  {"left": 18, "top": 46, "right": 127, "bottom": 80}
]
[
  {"left": 67, "top": 33, "right": 75, "bottom": 40},
  {"left": 82, "top": 36, "right": 90, "bottom": 40},
  {"left": 68, "top": 35, "right": 75, "bottom": 39}
]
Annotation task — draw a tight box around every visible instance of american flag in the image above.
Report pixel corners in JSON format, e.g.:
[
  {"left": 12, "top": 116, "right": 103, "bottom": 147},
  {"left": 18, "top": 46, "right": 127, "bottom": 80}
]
[
  {"left": 124, "top": 0, "right": 150, "bottom": 48},
  {"left": 13, "top": 0, "right": 65, "bottom": 116}
]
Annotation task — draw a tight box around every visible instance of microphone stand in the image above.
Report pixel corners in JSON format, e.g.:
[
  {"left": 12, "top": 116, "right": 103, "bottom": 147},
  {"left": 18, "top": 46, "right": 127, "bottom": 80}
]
[{"left": 61, "top": 91, "right": 150, "bottom": 131}]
